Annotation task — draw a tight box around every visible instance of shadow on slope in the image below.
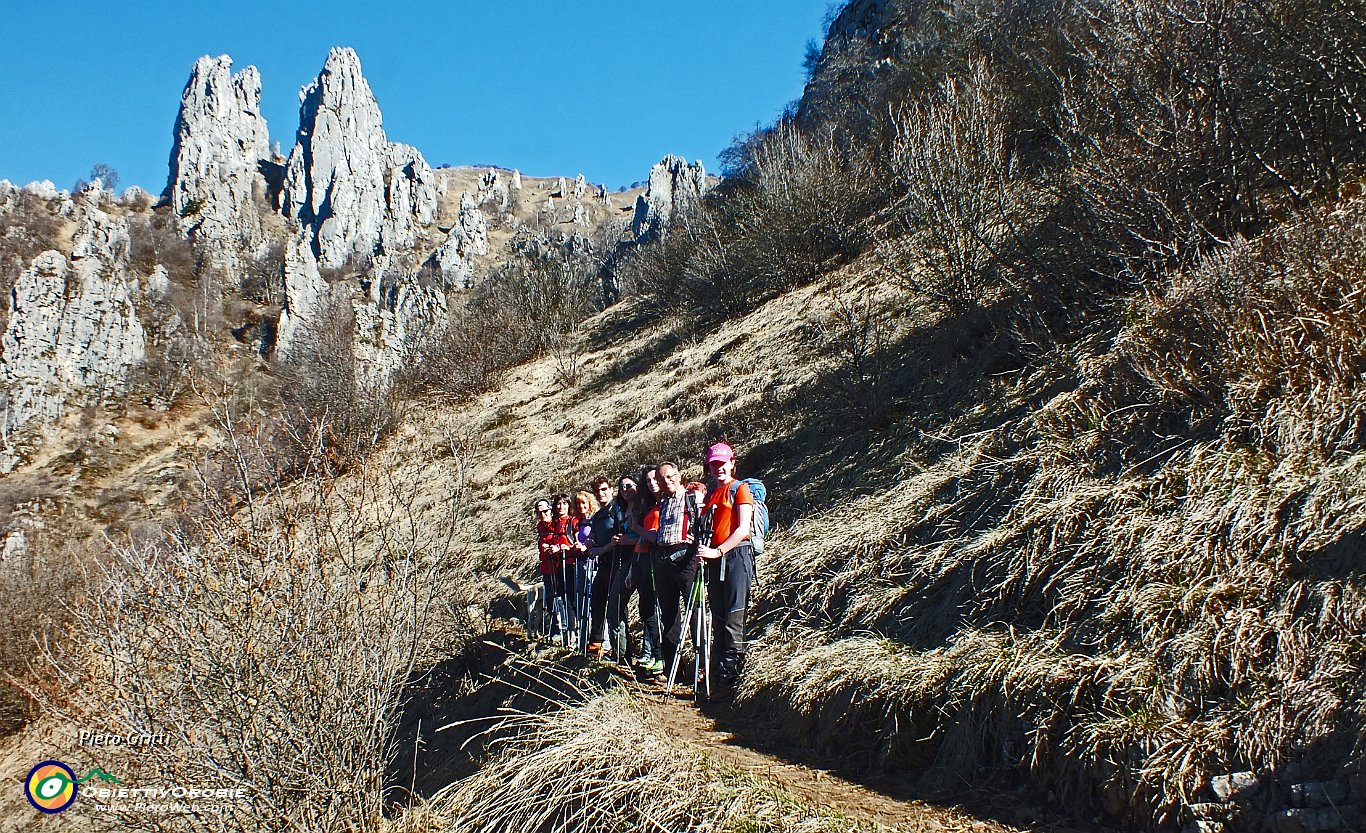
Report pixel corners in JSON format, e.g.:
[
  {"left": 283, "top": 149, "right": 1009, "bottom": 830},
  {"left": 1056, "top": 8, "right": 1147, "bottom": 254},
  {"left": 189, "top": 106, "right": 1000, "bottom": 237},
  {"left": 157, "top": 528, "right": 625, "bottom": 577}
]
[{"left": 383, "top": 628, "right": 618, "bottom": 808}]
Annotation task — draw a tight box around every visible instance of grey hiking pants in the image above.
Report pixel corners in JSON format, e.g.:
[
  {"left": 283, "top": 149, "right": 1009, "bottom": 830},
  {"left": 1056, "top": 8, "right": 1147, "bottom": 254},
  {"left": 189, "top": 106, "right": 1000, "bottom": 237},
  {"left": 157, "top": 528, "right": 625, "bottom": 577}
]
[
  {"left": 704, "top": 544, "right": 755, "bottom": 681},
  {"left": 607, "top": 550, "right": 659, "bottom": 665}
]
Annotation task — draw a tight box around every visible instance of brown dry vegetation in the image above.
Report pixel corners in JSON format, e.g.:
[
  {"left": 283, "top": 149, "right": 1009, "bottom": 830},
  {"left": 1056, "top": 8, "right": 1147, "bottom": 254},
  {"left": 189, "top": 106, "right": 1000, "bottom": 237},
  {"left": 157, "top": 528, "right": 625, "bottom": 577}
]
[
  {"left": 376, "top": 0, "right": 1366, "bottom": 829},
  {"left": 414, "top": 687, "right": 896, "bottom": 833},
  {"left": 3, "top": 0, "right": 1365, "bottom": 829}
]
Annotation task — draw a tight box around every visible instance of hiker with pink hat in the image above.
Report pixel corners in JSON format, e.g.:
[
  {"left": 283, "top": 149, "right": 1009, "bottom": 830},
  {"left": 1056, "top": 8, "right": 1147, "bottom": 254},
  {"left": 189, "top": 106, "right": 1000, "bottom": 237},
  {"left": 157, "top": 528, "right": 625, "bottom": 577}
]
[{"left": 698, "top": 441, "right": 756, "bottom": 688}]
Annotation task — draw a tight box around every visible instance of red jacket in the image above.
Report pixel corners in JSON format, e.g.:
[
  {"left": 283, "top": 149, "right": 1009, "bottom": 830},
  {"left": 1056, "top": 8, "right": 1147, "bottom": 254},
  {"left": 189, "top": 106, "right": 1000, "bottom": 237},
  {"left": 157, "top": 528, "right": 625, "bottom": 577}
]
[{"left": 537, "top": 516, "right": 583, "bottom": 574}]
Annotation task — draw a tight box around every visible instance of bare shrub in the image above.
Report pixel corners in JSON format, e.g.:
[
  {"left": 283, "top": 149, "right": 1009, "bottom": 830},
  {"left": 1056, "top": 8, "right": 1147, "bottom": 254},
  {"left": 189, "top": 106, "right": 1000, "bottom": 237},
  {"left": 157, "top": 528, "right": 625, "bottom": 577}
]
[
  {"left": 240, "top": 241, "right": 285, "bottom": 306},
  {"left": 277, "top": 292, "right": 405, "bottom": 465},
  {"left": 877, "top": 63, "right": 1042, "bottom": 315},
  {"left": 0, "top": 533, "right": 88, "bottom": 737},
  {"left": 403, "top": 237, "right": 601, "bottom": 399},
  {"left": 1056, "top": 0, "right": 1366, "bottom": 280},
  {"left": 40, "top": 414, "right": 468, "bottom": 832},
  {"left": 677, "top": 121, "right": 881, "bottom": 316},
  {"left": 805, "top": 285, "right": 898, "bottom": 427}
]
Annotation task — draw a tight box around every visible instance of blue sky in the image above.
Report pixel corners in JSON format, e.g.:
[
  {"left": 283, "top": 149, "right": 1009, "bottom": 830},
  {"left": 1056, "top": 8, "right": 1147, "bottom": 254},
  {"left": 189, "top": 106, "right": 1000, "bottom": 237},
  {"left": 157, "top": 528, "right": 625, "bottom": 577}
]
[{"left": 0, "top": 1, "right": 835, "bottom": 193}]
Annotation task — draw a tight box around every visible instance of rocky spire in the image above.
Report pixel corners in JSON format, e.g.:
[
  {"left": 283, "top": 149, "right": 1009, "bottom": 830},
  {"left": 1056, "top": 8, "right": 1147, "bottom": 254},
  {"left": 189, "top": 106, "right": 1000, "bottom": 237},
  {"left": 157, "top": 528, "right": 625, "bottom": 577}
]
[
  {"left": 1, "top": 195, "right": 145, "bottom": 434},
  {"left": 280, "top": 47, "right": 436, "bottom": 270},
  {"left": 275, "top": 231, "right": 328, "bottom": 360},
  {"left": 164, "top": 55, "right": 272, "bottom": 249},
  {"left": 631, "top": 155, "right": 709, "bottom": 241}
]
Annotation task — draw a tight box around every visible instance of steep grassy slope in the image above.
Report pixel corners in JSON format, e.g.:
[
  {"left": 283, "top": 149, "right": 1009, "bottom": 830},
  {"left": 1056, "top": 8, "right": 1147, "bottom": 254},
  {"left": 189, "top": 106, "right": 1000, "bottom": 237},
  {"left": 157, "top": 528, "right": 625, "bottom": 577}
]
[{"left": 410, "top": 182, "right": 1366, "bottom": 829}]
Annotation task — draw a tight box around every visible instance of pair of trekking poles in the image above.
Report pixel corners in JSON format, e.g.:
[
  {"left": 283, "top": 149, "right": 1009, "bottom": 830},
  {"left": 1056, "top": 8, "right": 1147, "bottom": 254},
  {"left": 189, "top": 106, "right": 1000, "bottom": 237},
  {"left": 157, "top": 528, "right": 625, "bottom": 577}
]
[{"left": 664, "top": 505, "right": 718, "bottom": 699}]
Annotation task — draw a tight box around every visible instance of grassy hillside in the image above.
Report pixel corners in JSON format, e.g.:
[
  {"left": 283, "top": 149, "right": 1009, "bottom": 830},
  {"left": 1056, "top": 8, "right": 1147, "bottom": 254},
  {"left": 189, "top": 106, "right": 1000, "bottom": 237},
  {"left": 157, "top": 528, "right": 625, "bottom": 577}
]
[
  {"left": 414, "top": 0, "right": 1366, "bottom": 828},
  {"left": 3, "top": 0, "right": 1365, "bottom": 830}
]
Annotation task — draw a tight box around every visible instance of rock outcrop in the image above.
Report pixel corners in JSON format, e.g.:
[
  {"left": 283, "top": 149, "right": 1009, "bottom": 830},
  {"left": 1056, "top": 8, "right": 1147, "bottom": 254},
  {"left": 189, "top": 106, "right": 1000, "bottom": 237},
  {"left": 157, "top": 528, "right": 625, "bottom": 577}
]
[
  {"left": 573, "top": 174, "right": 587, "bottom": 200},
  {"left": 631, "top": 156, "right": 709, "bottom": 241},
  {"left": 22, "top": 181, "right": 63, "bottom": 201},
  {"left": 121, "top": 186, "right": 153, "bottom": 207},
  {"left": 163, "top": 55, "right": 272, "bottom": 251},
  {"left": 477, "top": 168, "right": 509, "bottom": 212},
  {"left": 1, "top": 197, "right": 145, "bottom": 433},
  {"left": 352, "top": 277, "right": 445, "bottom": 384},
  {"left": 511, "top": 169, "right": 522, "bottom": 190},
  {"left": 275, "top": 232, "right": 329, "bottom": 359},
  {"left": 379, "top": 143, "right": 437, "bottom": 259},
  {"left": 423, "top": 192, "right": 489, "bottom": 289},
  {"left": 281, "top": 47, "right": 436, "bottom": 270}
]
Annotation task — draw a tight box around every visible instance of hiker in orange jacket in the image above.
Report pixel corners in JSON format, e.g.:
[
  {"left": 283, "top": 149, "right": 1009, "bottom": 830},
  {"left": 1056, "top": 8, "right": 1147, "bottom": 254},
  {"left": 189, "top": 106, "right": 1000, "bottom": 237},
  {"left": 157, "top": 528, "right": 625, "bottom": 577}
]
[{"left": 697, "top": 442, "right": 756, "bottom": 688}]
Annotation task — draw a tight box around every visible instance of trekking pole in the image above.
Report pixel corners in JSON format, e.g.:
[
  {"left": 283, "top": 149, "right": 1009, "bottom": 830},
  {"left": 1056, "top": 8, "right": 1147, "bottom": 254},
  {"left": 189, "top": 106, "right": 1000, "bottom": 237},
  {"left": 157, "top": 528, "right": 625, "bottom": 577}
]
[
  {"left": 579, "top": 556, "right": 595, "bottom": 656},
  {"left": 603, "top": 552, "right": 620, "bottom": 662},
  {"left": 692, "top": 569, "right": 706, "bottom": 698},
  {"left": 664, "top": 568, "right": 699, "bottom": 696},
  {"left": 649, "top": 554, "right": 663, "bottom": 671},
  {"left": 693, "top": 568, "right": 715, "bottom": 696},
  {"left": 559, "top": 550, "right": 570, "bottom": 649}
]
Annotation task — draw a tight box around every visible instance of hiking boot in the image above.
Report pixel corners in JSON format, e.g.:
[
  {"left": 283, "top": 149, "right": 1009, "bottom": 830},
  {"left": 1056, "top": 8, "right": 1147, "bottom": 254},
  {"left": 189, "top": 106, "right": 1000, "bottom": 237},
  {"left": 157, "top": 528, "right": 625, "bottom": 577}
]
[{"left": 647, "top": 659, "right": 665, "bottom": 674}]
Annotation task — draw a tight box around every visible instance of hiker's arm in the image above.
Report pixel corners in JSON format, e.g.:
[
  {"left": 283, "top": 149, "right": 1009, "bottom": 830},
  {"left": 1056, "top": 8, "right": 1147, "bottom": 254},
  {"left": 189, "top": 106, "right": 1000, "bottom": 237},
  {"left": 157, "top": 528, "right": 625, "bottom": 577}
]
[
  {"left": 628, "top": 513, "right": 659, "bottom": 544},
  {"left": 701, "top": 503, "right": 753, "bottom": 560}
]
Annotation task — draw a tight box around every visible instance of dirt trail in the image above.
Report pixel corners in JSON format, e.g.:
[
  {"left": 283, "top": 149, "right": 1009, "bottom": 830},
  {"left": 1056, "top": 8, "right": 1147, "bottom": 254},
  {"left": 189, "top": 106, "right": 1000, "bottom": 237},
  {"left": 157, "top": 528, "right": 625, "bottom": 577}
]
[{"left": 636, "top": 688, "right": 1016, "bottom": 833}]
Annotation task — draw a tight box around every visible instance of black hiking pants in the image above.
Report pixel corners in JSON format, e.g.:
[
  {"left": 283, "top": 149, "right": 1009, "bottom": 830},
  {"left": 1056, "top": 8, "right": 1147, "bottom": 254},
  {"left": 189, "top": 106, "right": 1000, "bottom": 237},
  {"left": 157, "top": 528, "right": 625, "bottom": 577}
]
[
  {"left": 633, "top": 551, "right": 661, "bottom": 660},
  {"left": 653, "top": 547, "right": 699, "bottom": 667},
  {"left": 704, "top": 544, "right": 755, "bottom": 682}
]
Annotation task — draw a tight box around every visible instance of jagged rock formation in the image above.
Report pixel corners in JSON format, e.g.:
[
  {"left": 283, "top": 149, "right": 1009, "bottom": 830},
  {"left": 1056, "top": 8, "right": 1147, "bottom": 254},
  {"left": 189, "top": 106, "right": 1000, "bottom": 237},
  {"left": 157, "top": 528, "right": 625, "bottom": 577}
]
[
  {"left": 477, "top": 168, "right": 509, "bottom": 212},
  {"left": 1, "top": 195, "right": 145, "bottom": 433},
  {"left": 22, "top": 181, "right": 66, "bottom": 201},
  {"left": 596, "top": 184, "right": 610, "bottom": 204},
  {"left": 163, "top": 55, "right": 272, "bottom": 251},
  {"left": 275, "top": 232, "right": 329, "bottom": 359},
  {"left": 554, "top": 177, "right": 567, "bottom": 198},
  {"left": 379, "top": 143, "right": 437, "bottom": 259},
  {"left": 798, "top": 0, "right": 899, "bottom": 128},
  {"left": 423, "top": 192, "right": 489, "bottom": 289},
  {"left": 573, "top": 174, "right": 587, "bottom": 200},
  {"left": 121, "top": 186, "right": 153, "bottom": 207},
  {"left": 826, "top": 0, "right": 892, "bottom": 42},
  {"left": 352, "top": 277, "right": 446, "bottom": 383},
  {"left": 631, "top": 156, "right": 709, "bottom": 240},
  {"left": 511, "top": 170, "right": 522, "bottom": 190},
  {"left": 280, "top": 47, "right": 436, "bottom": 270}
]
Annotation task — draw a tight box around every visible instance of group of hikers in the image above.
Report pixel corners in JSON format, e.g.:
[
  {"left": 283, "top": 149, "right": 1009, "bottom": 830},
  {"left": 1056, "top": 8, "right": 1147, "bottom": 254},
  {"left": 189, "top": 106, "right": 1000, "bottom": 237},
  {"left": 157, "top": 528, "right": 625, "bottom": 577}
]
[{"left": 533, "top": 441, "right": 766, "bottom": 691}]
